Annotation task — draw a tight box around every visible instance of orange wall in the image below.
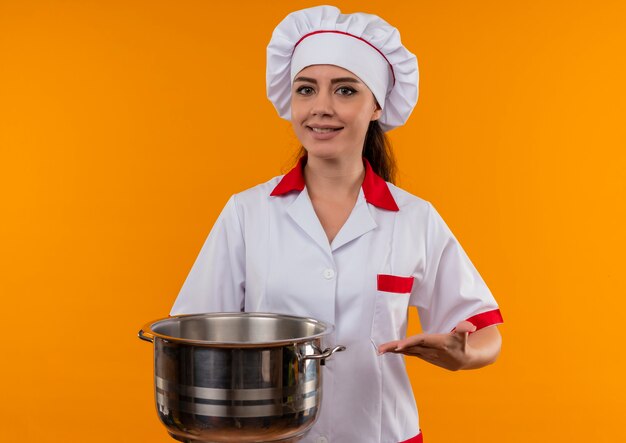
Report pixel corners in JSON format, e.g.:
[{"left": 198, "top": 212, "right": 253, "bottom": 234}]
[{"left": 1, "top": 1, "right": 625, "bottom": 441}]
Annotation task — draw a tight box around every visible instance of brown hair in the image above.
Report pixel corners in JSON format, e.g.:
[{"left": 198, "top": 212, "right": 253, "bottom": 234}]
[{"left": 294, "top": 120, "right": 397, "bottom": 184}]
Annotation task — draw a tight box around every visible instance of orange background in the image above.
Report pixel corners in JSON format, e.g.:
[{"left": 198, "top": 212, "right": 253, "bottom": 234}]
[{"left": 1, "top": 1, "right": 625, "bottom": 441}]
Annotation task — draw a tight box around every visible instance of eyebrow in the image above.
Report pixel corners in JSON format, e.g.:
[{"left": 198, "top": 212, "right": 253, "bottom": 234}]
[{"left": 293, "top": 76, "right": 361, "bottom": 84}]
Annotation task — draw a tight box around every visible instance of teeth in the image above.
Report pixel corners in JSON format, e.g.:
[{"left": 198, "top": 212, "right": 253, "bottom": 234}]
[{"left": 311, "top": 127, "right": 340, "bottom": 133}]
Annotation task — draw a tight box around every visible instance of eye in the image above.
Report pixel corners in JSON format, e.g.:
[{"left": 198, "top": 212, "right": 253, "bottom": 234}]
[
  {"left": 295, "top": 86, "right": 315, "bottom": 96},
  {"left": 336, "top": 86, "right": 357, "bottom": 96}
]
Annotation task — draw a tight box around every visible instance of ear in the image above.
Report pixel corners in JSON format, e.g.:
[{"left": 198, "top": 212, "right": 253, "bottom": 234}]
[{"left": 371, "top": 102, "right": 383, "bottom": 121}]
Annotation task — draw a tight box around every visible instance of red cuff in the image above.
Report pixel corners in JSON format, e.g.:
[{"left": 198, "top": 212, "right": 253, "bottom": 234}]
[
  {"left": 401, "top": 432, "right": 423, "bottom": 443},
  {"left": 465, "top": 309, "right": 503, "bottom": 331}
]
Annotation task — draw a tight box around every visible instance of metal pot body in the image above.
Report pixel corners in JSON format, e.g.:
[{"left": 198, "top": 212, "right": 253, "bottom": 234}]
[{"left": 139, "top": 313, "right": 345, "bottom": 443}]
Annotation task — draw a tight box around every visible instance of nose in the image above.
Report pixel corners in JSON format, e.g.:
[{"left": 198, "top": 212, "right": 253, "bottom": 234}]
[{"left": 310, "top": 91, "right": 334, "bottom": 117}]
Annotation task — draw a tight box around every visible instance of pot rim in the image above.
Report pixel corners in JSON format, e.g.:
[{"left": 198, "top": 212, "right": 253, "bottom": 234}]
[{"left": 139, "top": 312, "right": 335, "bottom": 347}]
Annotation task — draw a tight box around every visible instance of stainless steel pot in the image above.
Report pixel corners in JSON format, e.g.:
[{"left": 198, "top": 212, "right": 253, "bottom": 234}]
[{"left": 138, "top": 312, "right": 345, "bottom": 443}]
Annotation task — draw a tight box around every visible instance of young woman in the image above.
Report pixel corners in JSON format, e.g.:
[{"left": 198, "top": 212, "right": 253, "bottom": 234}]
[{"left": 171, "top": 6, "right": 503, "bottom": 442}]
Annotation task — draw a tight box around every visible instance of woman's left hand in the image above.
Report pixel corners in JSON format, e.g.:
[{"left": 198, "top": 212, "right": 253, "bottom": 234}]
[{"left": 378, "top": 321, "right": 498, "bottom": 371}]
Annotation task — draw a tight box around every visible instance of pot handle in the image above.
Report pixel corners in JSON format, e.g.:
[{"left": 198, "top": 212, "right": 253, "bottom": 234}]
[
  {"left": 301, "top": 345, "right": 346, "bottom": 365},
  {"left": 138, "top": 329, "right": 154, "bottom": 343}
]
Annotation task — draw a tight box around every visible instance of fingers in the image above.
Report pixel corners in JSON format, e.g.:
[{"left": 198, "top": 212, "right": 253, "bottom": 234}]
[
  {"left": 377, "top": 340, "right": 401, "bottom": 355},
  {"left": 453, "top": 321, "right": 477, "bottom": 335},
  {"left": 398, "top": 346, "right": 439, "bottom": 360},
  {"left": 377, "top": 336, "right": 441, "bottom": 354},
  {"left": 396, "top": 333, "right": 442, "bottom": 351}
]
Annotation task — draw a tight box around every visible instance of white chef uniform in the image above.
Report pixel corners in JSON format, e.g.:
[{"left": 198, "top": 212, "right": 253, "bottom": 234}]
[{"left": 170, "top": 157, "right": 503, "bottom": 443}]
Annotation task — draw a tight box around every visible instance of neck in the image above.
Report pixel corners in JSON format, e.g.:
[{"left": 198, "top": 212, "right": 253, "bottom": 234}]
[{"left": 303, "top": 154, "right": 365, "bottom": 201}]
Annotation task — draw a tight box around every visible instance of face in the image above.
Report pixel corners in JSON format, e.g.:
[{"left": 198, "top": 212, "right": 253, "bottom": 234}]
[{"left": 290, "top": 64, "right": 382, "bottom": 161}]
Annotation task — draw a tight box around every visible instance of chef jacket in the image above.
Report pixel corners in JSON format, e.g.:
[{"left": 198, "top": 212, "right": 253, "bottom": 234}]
[{"left": 170, "top": 158, "right": 503, "bottom": 443}]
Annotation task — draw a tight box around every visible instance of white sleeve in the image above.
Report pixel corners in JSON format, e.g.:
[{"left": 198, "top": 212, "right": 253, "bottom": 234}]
[
  {"left": 409, "top": 202, "right": 503, "bottom": 334},
  {"left": 170, "top": 195, "right": 245, "bottom": 315}
]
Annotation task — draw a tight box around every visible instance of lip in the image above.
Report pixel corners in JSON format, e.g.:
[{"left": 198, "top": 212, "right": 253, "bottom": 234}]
[
  {"left": 308, "top": 125, "right": 343, "bottom": 129},
  {"left": 306, "top": 125, "right": 344, "bottom": 140}
]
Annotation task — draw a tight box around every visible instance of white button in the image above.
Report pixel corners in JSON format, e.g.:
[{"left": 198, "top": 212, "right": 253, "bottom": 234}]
[
  {"left": 323, "top": 269, "right": 335, "bottom": 279},
  {"left": 317, "top": 437, "right": 328, "bottom": 443}
]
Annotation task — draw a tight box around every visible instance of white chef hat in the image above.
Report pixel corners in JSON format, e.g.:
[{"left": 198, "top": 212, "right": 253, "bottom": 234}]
[{"left": 266, "top": 5, "right": 419, "bottom": 132}]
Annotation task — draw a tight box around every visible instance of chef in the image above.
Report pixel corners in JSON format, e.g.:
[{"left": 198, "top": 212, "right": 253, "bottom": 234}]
[{"left": 171, "top": 5, "right": 503, "bottom": 443}]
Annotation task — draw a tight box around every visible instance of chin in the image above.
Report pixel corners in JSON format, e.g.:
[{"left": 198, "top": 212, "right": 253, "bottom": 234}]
[{"left": 302, "top": 143, "right": 343, "bottom": 159}]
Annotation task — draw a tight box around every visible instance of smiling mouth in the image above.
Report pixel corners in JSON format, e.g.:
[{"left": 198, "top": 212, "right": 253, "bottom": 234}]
[{"left": 308, "top": 126, "right": 343, "bottom": 133}]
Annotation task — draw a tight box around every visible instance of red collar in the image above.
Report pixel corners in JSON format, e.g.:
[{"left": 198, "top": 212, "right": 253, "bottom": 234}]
[{"left": 270, "top": 157, "right": 399, "bottom": 211}]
